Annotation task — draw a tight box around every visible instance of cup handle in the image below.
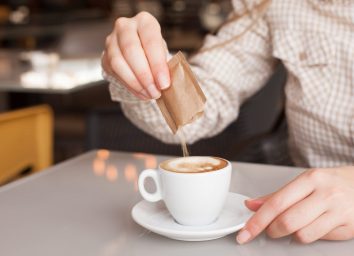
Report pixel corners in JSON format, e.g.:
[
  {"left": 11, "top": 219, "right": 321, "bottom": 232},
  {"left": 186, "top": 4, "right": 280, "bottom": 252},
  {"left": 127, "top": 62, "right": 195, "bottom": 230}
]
[{"left": 138, "top": 169, "right": 162, "bottom": 202}]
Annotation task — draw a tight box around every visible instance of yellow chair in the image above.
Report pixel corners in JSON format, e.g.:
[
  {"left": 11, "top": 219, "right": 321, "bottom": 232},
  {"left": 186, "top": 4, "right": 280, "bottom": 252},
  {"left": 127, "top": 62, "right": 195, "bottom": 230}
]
[{"left": 0, "top": 105, "right": 53, "bottom": 185}]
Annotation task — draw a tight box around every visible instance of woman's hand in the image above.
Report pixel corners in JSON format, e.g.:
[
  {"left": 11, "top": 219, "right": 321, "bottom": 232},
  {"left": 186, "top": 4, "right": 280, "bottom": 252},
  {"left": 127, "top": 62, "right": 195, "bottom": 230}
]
[
  {"left": 102, "top": 12, "right": 170, "bottom": 100},
  {"left": 237, "top": 166, "right": 354, "bottom": 244}
]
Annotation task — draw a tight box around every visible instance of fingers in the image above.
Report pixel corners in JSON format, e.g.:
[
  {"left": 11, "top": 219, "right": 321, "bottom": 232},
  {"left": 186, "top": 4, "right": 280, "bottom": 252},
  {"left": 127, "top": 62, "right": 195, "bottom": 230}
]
[
  {"left": 103, "top": 12, "right": 167, "bottom": 100},
  {"left": 245, "top": 194, "right": 271, "bottom": 212},
  {"left": 103, "top": 50, "right": 146, "bottom": 100},
  {"left": 101, "top": 51, "right": 115, "bottom": 77},
  {"left": 245, "top": 199, "right": 264, "bottom": 212},
  {"left": 237, "top": 173, "right": 315, "bottom": 244},
  {"left": 321, "top": 225, "right": 354, "bottom": 241},
  {"left": 266, "top": 192, "right": 327, "bottom": 238},
  {"left": 136, "top": 13, "right": 170, "bottom": 90},
  {"left": 237, "top": 167, "right": 354, "bottom": 245},
  {"left": 294, "top": 212, "right": 340, "bottom": 244},
  {"left": 116, "top": 15, "right": 161, "bottom": 99},
  {"left": 106, "top": 35, "right": 150, "bottom": 100}
]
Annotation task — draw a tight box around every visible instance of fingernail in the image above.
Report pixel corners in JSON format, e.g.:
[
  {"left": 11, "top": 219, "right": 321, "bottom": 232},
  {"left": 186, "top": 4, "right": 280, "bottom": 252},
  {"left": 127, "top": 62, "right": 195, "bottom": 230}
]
[
  {"left": 246, "top": 198, "right": 257, "bottom": 203},
  {"left": 237, "top": 230, "right": 251, "bottom": 244},
  {"left": 139, "top": 89, "right": 150, "bottom": 99},
  {"left": 247, "top": 197, "right": 264, "bottom": 202},
  {"left": 157, "top": 72, "right": 170, "bottom": 89},
  {"left": 147, "top": 84, "right": 161, "bottom": 99},
  {"left": 251, "top": 199, "right": 266, "bottom": 205}
]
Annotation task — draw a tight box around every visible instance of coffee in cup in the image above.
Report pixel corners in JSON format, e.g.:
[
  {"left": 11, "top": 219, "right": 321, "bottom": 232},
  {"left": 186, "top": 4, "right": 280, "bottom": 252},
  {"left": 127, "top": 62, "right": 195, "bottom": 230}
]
[
  {"left": 160, "top": 156, "right": 228, "bottom": 173},
  {"left": 138, "top": 156, "right": 231, "bottom": 226}
]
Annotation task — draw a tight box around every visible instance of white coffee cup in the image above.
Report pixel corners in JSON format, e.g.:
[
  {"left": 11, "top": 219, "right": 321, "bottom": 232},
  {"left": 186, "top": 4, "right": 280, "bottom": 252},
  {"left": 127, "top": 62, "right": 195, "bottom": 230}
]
[{"left": 138, "top": 156, "right": 231, "bottom": 226}]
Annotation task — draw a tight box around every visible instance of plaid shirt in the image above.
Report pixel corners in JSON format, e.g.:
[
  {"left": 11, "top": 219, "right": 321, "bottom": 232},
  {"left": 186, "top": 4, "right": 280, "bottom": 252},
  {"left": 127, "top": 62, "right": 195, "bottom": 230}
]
[{"left": 105, "top": 0, "right": 354, "bottom": 168}]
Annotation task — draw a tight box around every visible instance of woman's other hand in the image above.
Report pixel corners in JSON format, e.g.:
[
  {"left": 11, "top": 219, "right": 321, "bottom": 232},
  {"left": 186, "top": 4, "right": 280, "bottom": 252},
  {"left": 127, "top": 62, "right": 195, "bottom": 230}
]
[{"left": 237, "top": 166, "right": 354, "bottom": 244}]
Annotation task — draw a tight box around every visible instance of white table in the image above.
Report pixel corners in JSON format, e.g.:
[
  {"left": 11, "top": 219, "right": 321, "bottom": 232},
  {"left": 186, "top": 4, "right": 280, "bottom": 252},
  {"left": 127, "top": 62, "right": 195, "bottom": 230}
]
[{"left": 1, "top": 150, "right": 353, "bottom": 256}]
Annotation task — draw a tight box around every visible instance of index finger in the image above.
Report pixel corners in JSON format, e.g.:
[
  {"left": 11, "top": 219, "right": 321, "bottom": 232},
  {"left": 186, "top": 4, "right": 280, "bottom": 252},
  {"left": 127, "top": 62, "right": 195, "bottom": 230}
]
[
  {"left": 237, "top": 172, "right": 315, "bottom": 244},
  {"left": 136, "top": 13, "right": 170, "bottom": 90}
]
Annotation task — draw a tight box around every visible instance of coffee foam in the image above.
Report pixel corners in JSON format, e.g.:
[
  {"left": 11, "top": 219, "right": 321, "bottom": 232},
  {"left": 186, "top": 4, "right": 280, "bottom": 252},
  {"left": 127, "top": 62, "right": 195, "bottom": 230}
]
[{"left": 161, "top": 156, "right": 227, "bottom": 173}]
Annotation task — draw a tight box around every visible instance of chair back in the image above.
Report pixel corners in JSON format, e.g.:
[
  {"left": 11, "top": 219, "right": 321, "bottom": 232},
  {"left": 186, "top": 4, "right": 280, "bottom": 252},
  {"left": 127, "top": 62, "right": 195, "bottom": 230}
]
[{"left": 0, "top": 105, "right": 53, "bottom": 184}]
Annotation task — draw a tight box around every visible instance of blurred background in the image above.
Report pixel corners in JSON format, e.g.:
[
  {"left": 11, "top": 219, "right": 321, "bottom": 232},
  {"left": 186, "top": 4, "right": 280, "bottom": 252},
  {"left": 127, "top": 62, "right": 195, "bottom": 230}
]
[{"left": 0, "top": 0, "right": 289, "bottom": 184}]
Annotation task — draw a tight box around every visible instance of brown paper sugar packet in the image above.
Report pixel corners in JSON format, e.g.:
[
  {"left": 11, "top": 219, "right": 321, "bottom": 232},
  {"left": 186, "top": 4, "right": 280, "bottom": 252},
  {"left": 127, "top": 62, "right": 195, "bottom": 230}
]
[{"left": 156, "top": 51, "right": 206, "bottom": 134}]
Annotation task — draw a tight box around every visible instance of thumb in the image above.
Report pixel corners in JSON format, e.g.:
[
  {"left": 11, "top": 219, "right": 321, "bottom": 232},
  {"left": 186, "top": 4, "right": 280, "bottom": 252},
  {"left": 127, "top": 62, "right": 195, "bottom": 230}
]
[{"left": 244, "top": 194, "right": 272, "bottom": 212}]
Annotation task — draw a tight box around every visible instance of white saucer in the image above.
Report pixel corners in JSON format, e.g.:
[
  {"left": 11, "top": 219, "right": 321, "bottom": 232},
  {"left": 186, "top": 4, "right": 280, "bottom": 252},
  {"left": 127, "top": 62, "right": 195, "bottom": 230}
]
[{"left": 131, "top": 192, "right": 252, "bottom": 241}]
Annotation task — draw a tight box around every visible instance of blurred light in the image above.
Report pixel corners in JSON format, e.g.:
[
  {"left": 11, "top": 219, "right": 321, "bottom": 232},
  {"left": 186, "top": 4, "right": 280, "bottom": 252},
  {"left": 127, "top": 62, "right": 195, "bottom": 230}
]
[
  {"left": 132, "top": 153, "right": 149, "bottom": 159},
  {"left": 97, "top": 149, "right": 110, "bottom": 160},
  {"left": 22, "top": 51, "right": 59, "bottom": 69},
  {"left": 106, "top": 165, "right": 118, "bottom": 182},
  {"left": 93, "top": 158, "right": 106, "bottom": 176},
  {"left": 145, "top": 156, "right": 157, "bottom": 169},
  {"left": 19, "top": 53, "right": 102, "bottom": 90},
  {"left": 133, "top": 153, "right": 157, "bottom": 169},
  {"left": 9, "top": 6, "right": 29, "bottom": 24},
  {"left": 124, "top": 164, "right": 138, "bottom": 191},
  {"left": 200, "top": 3, "right": 224, "bottom": 31},
  {"left": 124, "top": 164, "right": 137, "bottom": 182}
]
